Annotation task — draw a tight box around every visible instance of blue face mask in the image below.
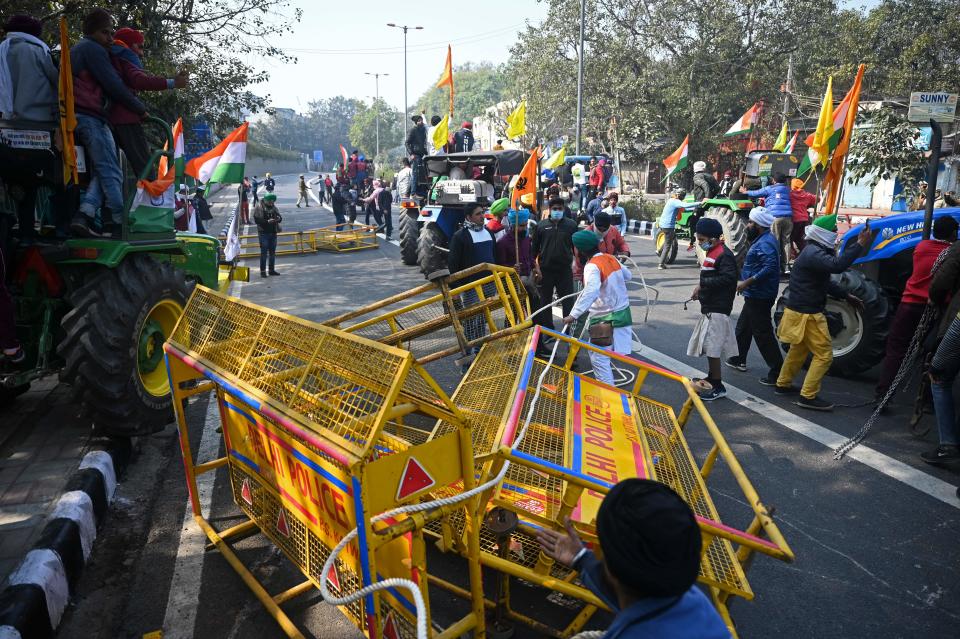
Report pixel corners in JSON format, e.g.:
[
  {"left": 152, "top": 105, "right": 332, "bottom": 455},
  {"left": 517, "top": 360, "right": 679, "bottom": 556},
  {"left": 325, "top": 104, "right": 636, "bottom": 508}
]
[
  {"left": 550, "top": 210, "right": 564, "bottom": 220},
  {"left": 699, "top": 241, "right": 713, "bottom": 251}
]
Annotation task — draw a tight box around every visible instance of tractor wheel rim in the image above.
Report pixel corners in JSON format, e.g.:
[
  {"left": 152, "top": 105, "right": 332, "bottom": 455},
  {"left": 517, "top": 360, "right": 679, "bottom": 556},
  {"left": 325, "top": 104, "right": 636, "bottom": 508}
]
[
  {"left": 825, "top": 299, "right": 863, "bottom": 357},
  {"left": 656, "top": 232, "right": 665, "bottom": 252},
  {"left": 138, "top": 299, "right": 184, "bottom": 397}
]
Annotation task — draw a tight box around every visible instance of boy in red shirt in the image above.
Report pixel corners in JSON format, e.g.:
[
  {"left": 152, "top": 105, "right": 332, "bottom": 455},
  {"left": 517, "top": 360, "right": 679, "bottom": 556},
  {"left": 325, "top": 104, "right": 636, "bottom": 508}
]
[
  {"left": 875, "top": 215, "right": 958, "bottom": 400},
  {"left": 789, "top": 179, "right": 816, "bottom": 258}
]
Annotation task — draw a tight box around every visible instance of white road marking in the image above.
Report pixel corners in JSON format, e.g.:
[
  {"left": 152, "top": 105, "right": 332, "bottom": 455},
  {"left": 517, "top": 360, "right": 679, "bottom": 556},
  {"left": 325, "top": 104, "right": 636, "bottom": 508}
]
[
  {"left": 162, "top": 277, "right": 245, "bottom": 637},
  {"left": 635, "top": 343, "right": 960, "bottom": 509}
]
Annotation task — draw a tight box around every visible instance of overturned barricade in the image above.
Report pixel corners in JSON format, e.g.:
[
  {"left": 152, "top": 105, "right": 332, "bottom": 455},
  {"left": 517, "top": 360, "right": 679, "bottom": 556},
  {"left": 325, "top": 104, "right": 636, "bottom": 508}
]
[
  {"left": 238, "top": 222, "right": 378, "bottom": 258},
  {"left": 164, "top": 267, "right": 793, "bottom": 639}
]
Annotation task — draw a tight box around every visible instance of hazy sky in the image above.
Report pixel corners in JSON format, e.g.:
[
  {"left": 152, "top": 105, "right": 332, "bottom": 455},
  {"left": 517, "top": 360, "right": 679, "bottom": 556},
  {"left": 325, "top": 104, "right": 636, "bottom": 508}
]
[{"left": 247, "top": 0, "right": 550, "bottom": 114}]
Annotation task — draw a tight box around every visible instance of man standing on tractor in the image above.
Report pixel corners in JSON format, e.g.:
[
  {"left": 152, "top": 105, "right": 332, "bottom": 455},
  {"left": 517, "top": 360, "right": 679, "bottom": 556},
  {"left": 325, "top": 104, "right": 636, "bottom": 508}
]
[
  {"left": 531, "top": 197, "right": 578, "bottom": 352},
  {"left": 789, "top": 178, "right": 816, "bottom": 257},
  {"left": 564, "top": 229, "right": 634, "bottom": 385},
  {"left": 718, "top": 170, "right": 735, "bottom": 198},
  {"left": 725, "top": 207, "right": 783, "bottom": 385},
  {"left": 70, "top": 8, "right": 151, "bottom": 237},
  {"left": 775, "top": 215, "right": 873, "bottom": 411},
  {"left": 657, "top": 188, "right": 686, "bottom": 270},
  {"left": 686, "top": 218, "right": 739, "bottom": 401},
  {"left": 253, "top": 192, "right": 282, "bottom": 278},
  {"left": 453, "top": 121, "right": 474, "bottom": 152},
  {"left": 742, "top": 173, "right": 792, "bottom": 275},
  {"left": 588, "top": 157, "right": 604, "bottom": 201},
  {"left": 876, "top": 216, "right": 958, "bottom": 402},
  {"left": 405, "top": 115, "right": 428, "bottom": 194},
  {"left": 687, "top": 161, "right": 720, "bottom": 252}
]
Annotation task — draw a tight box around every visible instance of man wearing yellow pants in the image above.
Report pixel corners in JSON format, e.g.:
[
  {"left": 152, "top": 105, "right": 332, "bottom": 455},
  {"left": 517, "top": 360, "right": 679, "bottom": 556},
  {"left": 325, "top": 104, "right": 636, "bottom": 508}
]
[{"left": 775, "top": 214, "right": 874, "bottom": 411}]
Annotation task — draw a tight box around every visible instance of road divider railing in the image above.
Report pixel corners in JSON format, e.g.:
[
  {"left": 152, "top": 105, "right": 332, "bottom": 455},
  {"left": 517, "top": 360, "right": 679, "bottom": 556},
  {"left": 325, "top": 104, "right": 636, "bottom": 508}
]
[
  {"left": 162, "top": 267, "right": 793, "bottom": 639},
  {"left": 238, "top": 223, "right": 378, "bottom": 258}
]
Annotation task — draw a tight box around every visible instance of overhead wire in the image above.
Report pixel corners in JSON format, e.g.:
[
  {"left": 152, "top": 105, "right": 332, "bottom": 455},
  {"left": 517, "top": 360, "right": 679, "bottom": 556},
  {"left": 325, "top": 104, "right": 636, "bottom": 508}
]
[{"left": 281, "top": 23, "right": 527, "bottom": 55}]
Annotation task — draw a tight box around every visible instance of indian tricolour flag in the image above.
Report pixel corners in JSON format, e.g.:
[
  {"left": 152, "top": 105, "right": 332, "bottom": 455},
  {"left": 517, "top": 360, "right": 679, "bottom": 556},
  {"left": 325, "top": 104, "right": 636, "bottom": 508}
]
[
  {"left": 724, "top": 103, "right": 759, "bottom": 137},
  {"left": 663, "top": 135, "right": 689, "bottom": 178},
  {"left": 784, "top": 130, "right": 799, "bottom": 154},
  {"left": 798, "top": 74, "right": 861, "bottom": 176},
  {"left": 185, "top": 122, "right": 248, "bottom": 185},
  {"left": 158, "top": 118, "right": 184, "bottom": 181}
]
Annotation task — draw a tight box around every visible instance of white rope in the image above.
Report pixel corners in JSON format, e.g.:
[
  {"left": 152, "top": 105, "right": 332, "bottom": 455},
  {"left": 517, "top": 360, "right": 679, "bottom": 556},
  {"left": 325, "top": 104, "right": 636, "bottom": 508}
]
[{"left": 320, "top": 297, "right": 578, "bottom": 638}]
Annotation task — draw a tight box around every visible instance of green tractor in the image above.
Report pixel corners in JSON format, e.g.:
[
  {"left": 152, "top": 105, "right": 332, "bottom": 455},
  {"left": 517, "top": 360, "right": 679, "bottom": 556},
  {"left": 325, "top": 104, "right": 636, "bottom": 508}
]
[{"left": 1, "top": 117, "right": 234, "bottom": 436}]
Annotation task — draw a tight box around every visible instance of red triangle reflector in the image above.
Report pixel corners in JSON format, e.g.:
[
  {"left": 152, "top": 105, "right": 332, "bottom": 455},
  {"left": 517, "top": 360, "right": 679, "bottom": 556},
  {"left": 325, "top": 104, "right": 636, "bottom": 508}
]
[
  {"left": 326, "top": 563, "right": 341, "bottom": 592},
  {"left": 396, "top": 457, "right": 436, "bottom": 501},
  {"left": 276, "top": 508, "right": 290, "bottom": 537},
  {"left": 382, "top": 611, "right": 401, "bottom": 639},
  {"left": 240, "top": 478, "right": 253, "bottom": 506}
]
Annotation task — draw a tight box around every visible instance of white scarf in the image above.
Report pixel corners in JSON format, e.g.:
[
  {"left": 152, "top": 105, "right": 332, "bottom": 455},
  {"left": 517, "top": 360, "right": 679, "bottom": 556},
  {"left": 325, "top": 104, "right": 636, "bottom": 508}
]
[
  {"left": 0, "top": 32, "right": 51, "bottom": 117},
  {"left": 805, "top": 224, "right": 837, "bottom": 248}
]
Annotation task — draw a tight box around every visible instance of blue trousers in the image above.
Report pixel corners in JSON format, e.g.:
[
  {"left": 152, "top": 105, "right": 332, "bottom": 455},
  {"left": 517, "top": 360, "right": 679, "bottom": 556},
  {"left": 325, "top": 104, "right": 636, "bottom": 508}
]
[{"left": 259, "top": 232, "right": 277, "bottom": 273}]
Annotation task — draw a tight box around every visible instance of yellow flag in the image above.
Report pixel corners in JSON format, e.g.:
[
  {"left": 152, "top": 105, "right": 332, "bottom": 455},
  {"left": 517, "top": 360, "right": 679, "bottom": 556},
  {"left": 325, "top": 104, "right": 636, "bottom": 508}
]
[
  {"left": 58, "top": 18, "right": 78, "bottom": 185},
  {"left": 432, "top": 114, "right": 449, "bottom": 152},
  {"left": 809, "top": 77, "right": 834, "bottom": 170},
  {"left": 543, "top": 147, "right": 565, "bottom": 169},
  {"left": 505, "top": 100, "right": 526, "bottom": 139},
  {"left": 772, "top": 121, "right": 788, "bottom": 152}
]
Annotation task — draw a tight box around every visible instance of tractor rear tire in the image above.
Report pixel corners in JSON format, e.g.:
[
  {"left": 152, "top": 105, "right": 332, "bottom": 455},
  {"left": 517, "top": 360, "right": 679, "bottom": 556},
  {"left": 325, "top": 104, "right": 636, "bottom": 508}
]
[
  {"left": 57, "top": 254, "right": 189, "bottom": 437},
  {"left": 774, "top": 270, "right": 891, "bottom": 377},
  {"left": 418, "top": 223, "right": 448, "bottom": 278},
  {"left": 655, "top": 229, "right": 678, "bottom": 264},
  {"left": 704, "top": 206, "right": 748, "bottom": 266},
  {"left": 399, "top": 213, "right": 420, "bottom": 266}
]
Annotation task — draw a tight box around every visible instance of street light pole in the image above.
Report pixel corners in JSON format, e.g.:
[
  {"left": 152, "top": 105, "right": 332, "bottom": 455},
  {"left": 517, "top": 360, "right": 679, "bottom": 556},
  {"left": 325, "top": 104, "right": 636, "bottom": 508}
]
[
  {"left": 575, "top": 0, "right": 586, "bottom": 155},
  {"left": 364, "top": 72, "right": 389, "bottom": 158},
  {"left": 387, "top": 23, "right": 423, "bottom": 140}
]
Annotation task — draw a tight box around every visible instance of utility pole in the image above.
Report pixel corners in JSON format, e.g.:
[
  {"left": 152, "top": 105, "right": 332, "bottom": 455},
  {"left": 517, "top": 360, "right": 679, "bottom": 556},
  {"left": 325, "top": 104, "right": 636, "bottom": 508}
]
[
  {"left": 387, "top": 23, "right": 423, "bottom": 140},
  {"left": 922, "top": 119, "right": 943, "bottom": 240},
  {"left": 782, "top": 54, "right": 794, "bottom": 122},
  {"left": 575, "top": 0, "right": 586, "bottom": 155},
  {"left": 364, "top": 72, "right": 389, "bottom": 158}
]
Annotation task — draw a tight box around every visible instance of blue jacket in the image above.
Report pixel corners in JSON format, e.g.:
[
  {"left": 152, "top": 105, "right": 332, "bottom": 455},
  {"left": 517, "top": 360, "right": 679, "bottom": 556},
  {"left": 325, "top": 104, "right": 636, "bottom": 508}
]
[
  {"left": 110, "top": 44, "right": 142, "bottom": 69},
  {"left": 576, "top": 551, "right": 730, "bottom": 639},
  {"left": 740, "top": 230, "right": 780, "bottom": 299},
  {"left": 747, "top": 183, "right": 792, "bottom": 218}
]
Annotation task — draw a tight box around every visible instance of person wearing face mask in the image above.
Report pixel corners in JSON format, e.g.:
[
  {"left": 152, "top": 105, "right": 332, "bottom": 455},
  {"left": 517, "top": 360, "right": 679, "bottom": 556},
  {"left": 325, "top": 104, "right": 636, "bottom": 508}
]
[
  {"left": 686, "top": 218, "right": 739, "bottom": 401},
  {"left": 531, "top": 197, "right": 579, "bottom": 346},
  {"left": 496, "top": 207, "right": 539, "bottom": 309},
  {"left": 724, "top": 207, "right": 783, "bottom": 385},
  {"left": 574, "top": 211, "right": 630, "bottom": 282},
  {"left": 775, "top": 214, "right": 873, "bottom": 411},
  {"left": 563, "top": 230, "right": 634, "bottom": 384}
]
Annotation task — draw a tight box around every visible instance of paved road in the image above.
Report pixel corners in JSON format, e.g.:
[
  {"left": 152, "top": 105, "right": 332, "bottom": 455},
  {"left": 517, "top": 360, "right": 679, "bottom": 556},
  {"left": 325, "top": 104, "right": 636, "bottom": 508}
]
[{"left": 54, "top": 173, "right": 960, "bottom": 638}]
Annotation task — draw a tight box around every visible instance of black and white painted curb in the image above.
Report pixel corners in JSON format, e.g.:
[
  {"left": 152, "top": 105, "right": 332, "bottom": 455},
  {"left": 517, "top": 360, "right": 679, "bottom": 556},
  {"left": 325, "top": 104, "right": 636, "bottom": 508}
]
[
  {"left": 627, "top": 219, "right": 655, "bottom": 236},
  {"left": 0, "top": 442, "right": 130, "bottom": 639}
]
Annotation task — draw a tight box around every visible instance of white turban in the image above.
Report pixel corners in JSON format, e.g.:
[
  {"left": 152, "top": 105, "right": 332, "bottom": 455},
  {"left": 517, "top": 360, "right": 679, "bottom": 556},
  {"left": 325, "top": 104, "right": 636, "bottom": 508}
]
[{"left": 749, "top": 206, "right": 774, "bottom": 228}]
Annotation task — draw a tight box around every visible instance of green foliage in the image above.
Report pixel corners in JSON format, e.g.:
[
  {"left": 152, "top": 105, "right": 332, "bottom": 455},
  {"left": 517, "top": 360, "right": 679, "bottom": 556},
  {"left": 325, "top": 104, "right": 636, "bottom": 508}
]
[
  {"left": 846, "top": 108, "right": 927, "bottom": 205},
  {"left": 8, "top": 0, "right": 300, "bottom": 133},
  {"left": 252, "top": 97, "right": 364, "bottom": 166},
  {"left": 348, "top": 99, "right": 403, "bottom": 158},
  {"left": 246, "top": 140, "right": 301, "bottom": 161},
  {"left": 414, "top": 63, "right": 513, "bottom": 122}
]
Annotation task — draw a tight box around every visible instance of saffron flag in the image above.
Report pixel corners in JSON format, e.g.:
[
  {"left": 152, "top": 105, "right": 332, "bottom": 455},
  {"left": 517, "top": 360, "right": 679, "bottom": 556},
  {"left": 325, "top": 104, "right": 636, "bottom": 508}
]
[
  {"left": 663, "top": 135, "right": 689, "bottom": 178},
  {"left": 800, "top": 77, "right": 834, "bottom": 176},
  {"left": 823, "top": 64, "right": 866, "bottom": 214},
  {"left": 436, "top": 45, "right": 454, "bottom": 116},
  {"left": 58, "top": 18, "right": 78, "bottom": 185},
  {"left": 784, "top": 130, "right": 799, "bottom": 154},
  {"left": 185, "top": 122, "right": 248, "bottom": 185},
  {"left": 798, "top": 71, "right": 865, "bottom": 176},
  {"left": 505, "top": 100, "right": 526, "bottom": 139},
  {"left": 432, "top": 114, "right": 449, "bottom": 152},
  {"left": 543, "top": 146, "right": 565, "bottom": 170},
  {"left": 724, "top": 103, "right": 759, "bottom": 137},
  {"left": 158, "top": 118, "right": 184, "bottom": 181},
  {"left": 772, "top": 121, "right": 788, "bottom": 152},
  {"left": 510, "top": 148, "right": 539, "bottom": 212}
]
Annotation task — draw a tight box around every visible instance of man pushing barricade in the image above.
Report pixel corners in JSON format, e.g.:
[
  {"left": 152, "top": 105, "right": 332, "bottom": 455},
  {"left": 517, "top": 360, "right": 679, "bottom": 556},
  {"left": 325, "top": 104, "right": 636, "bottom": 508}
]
[
  {"left": 536, "top": 479, "right": 731, "bottom": 638},
  {"left": 563, "top": 229, "right": 633, "bottom": 386},
  {"left": 775, "top": 214, "right": 874, "bottom": 411}
]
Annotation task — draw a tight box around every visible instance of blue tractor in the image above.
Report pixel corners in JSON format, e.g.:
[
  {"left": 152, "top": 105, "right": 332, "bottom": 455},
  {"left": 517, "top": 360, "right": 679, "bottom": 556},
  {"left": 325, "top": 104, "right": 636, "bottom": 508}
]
[
  {"left": 398, "top": 150, "right": 529, "bottom": 277},
  {"left": 775, "top": 207, "right": 960, "bottom": 376}
]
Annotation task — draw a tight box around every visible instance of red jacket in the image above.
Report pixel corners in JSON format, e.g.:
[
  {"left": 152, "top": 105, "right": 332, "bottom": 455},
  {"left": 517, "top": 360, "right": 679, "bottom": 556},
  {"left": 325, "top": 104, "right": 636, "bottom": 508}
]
[
  {"left": 574, "top": 224, "right": 630, "bottom": 280},
  {"left": 108, "top": 57, "right": 168, "bottom": 125},
  {"left": 589, "top": 165, "right": 604, "bottom": 188},
  {"left": 70, "top": 37, "right": 145, "bottom": 121},
  {"left": 789, "top": 189, "right": 816, "bottom": 223},
  {"left": 902, "top": 239, "right": 952, "bottom": 304}
]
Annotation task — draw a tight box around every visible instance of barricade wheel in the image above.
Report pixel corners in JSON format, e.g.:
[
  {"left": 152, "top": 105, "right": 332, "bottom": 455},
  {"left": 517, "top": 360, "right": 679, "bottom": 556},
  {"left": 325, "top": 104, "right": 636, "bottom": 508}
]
[
  {"left": 58, "top": 254, "right": 188, "bottom": 437},
  {"left": 399, "top": 213, "right": 419, "bottom": 265}
]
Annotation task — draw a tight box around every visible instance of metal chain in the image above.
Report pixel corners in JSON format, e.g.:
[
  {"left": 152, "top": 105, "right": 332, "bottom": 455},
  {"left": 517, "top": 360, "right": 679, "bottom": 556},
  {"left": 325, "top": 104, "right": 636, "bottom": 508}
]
[{"left": 833, "top": 249, "right": 950, "bottom": 459}]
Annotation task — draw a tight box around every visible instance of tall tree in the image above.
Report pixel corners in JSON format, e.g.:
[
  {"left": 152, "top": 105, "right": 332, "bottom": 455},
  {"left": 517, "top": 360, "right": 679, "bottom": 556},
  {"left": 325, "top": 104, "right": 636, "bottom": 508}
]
[
  {"left": 413, "top": 62, "right": 513, "bottom": 123},
  {"left": 348, "top": 99, "right": 403, "bottom": 159}
]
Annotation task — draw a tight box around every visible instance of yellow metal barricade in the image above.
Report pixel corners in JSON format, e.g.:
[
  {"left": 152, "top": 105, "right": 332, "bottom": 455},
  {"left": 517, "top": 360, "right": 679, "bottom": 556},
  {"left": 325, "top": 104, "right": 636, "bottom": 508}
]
[
  {"left": 165, "top": 270, "right": 792, "bottom": 639},
  {"left": 238, "top": 224, "right": 378, "bottom": 258}
]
